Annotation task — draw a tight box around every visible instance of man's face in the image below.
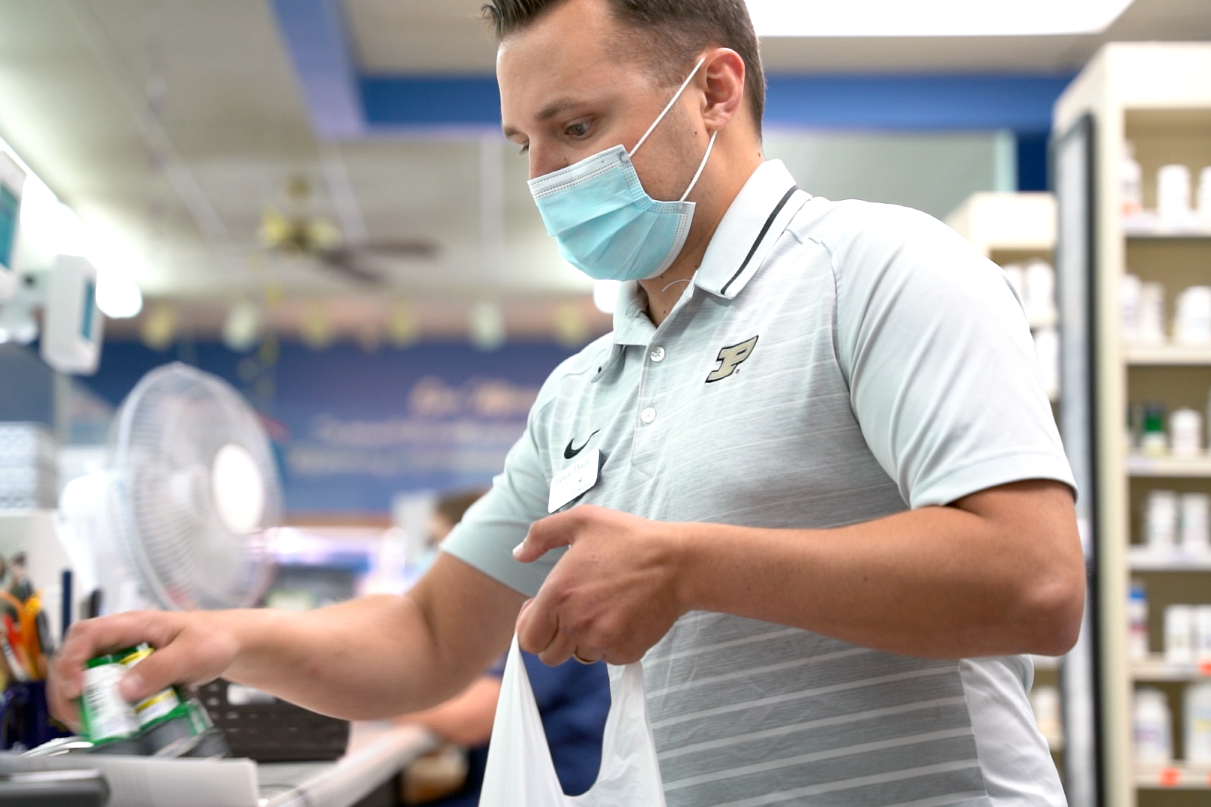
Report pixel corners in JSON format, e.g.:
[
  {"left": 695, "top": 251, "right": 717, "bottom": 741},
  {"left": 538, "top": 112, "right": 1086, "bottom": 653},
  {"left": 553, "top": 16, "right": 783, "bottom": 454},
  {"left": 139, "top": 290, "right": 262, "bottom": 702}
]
[{"left": 498, "top": 0, "right": 702, "bottom": 201}]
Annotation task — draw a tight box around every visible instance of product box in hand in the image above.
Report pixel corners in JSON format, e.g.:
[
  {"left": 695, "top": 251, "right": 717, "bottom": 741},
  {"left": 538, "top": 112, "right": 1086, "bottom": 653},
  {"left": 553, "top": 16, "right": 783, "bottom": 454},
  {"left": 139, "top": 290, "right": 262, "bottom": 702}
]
[{"left": 78, "top": 644, "right": 227, "bottom": 757}]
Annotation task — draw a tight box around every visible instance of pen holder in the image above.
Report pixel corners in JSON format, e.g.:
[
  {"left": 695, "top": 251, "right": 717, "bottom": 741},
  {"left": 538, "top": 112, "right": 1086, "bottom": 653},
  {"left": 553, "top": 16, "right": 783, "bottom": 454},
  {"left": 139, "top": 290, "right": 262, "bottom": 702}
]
[{"left": 0, "top": 680, "right": 72, "bottom": 751}]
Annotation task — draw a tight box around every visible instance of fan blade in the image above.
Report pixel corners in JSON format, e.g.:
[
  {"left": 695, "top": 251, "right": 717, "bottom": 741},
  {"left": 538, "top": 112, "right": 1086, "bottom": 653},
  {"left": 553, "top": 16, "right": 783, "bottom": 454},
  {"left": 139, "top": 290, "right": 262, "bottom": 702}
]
[
  {"left": 356, "top": 240, "right": 441, "bottom": 261},
  {"left": 317, "top": 249, "right": 386, "bottom": 285}
]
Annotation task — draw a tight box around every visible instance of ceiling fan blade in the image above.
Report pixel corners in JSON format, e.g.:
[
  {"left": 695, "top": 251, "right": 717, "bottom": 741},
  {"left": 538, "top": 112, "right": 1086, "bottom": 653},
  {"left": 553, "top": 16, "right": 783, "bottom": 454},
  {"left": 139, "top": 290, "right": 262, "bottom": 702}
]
[
  {"left": 355, "top": 240, "right": 441, "bottom": 261},
  {"left": 318, "top": 249, "right": 386, "bottom": 285}
]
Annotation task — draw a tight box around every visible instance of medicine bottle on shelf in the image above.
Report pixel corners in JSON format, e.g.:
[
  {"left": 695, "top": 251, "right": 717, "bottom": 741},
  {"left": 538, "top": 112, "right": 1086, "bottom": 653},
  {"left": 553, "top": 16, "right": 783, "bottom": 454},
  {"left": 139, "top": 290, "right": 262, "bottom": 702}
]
[
  {"left": 1134, "top": 688, "right": 1173, "bottom": 765},
  {"left": 1127, "top": 580, "right": 1149, "bottom": 661},
  {"left": 1122, "top": 141, "right": 1142, "bottom": 218}
]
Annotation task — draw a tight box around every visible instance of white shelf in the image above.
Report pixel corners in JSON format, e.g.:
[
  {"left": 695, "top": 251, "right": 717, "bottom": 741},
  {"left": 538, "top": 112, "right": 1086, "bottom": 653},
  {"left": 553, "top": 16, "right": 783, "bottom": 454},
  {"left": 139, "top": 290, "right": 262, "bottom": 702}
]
[
  {"left": 1124, "top": 344, "right": 1211, "bottom": 365},
  {"left": 1128, "top": 547, "right": 1211, "bottom": 571},
  {"left": 1123, "top": 214, "right": 1211, "bottom": 239},
  {"left": 1136, "top": 765, "right": 1211, "bottom": 790},
  {"left": 944, "top": 192, "right": 1056, "bottom": 258},
  {"left": 1131, "top": 655, "right": 1211, "bottom": 680},
  {"left": 1126, "top": 453, "right": 1211, "bottom": 477}
]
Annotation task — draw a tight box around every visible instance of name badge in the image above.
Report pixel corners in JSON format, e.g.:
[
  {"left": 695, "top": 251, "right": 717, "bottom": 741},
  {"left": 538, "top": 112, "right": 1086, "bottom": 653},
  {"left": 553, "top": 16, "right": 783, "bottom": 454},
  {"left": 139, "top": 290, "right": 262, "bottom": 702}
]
[{"left": 548, "top": 449, "right": 601, "bottom": 513}]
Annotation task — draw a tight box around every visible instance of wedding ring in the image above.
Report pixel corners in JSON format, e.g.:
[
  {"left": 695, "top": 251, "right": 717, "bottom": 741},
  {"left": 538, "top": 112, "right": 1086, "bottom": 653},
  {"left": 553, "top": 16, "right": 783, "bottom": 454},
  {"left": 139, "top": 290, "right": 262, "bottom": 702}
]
[{"left": 572, "top": 650, "right": 595, "bottom": 664}]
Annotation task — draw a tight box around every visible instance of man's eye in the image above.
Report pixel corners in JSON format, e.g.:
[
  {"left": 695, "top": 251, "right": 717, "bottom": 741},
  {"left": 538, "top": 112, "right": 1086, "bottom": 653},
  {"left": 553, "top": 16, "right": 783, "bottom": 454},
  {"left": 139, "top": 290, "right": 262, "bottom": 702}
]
[{"left": 566, "top": 121, "right": 591, "bottom": 138}]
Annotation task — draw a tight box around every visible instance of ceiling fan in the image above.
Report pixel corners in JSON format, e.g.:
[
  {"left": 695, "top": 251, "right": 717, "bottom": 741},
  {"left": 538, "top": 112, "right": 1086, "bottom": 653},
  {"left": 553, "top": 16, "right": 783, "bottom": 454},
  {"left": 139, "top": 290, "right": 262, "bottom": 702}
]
[{"left": 257, "top": 177, "right": 439, "bottom": 285}]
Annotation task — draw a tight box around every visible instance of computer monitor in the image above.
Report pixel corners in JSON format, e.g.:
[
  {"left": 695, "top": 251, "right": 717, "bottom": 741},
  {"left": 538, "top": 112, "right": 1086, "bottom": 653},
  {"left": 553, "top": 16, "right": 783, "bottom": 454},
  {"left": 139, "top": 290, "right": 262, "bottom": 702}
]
[
  {"left": 0, "top": 151, "right": 25, "bottom": 302},
  {"left": 41, "top": 255, "right": 103, "bottom": 375}
]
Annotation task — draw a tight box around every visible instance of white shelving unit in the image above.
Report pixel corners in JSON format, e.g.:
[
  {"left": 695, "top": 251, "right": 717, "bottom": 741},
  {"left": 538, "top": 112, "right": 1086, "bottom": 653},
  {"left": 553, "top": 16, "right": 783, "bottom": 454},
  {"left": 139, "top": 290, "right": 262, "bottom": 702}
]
[
  {"left": 1135, "top": 765, "right": 1211, "bottom": 790},
  {"left": 1132, "top": 656, "right": 1211, "bottom": 681},
  {"left": 946, "top": 192, "right": 1060, "bottom": 401},
  {"left": 1122, "top": 218, "right": 1211, "bottom": 239},
  {"left": 1125, "top": 345, "right": 1211, "bottom": 366},
  {"left": 946, "top": 192, "right": 1057, "bottom": 257},
  {"left": 1126, "top": 454, "right": 1211, "bottom": 477},
  {"left": 1128, "top": 548, "right": 1211, "bottom": 572},
  {"left": 1053, "top": 43, "right": 1211, "bottom": 807}
]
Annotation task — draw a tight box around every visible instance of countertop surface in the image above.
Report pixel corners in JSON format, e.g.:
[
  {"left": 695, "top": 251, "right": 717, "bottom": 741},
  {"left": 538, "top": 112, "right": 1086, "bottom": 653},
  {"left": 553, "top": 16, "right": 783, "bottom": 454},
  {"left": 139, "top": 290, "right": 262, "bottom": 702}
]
[
  {"left": 256, "top": 722, "right": 435, "bottom": 807},
  {"left": 0, "top": 721, "right": 436, "bottom": 807}
]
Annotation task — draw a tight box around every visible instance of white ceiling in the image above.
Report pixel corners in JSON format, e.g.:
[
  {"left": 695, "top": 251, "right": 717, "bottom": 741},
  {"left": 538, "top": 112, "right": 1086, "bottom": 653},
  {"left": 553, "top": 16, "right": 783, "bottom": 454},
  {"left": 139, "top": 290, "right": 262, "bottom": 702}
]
[
  {"left": 1, "top": 0, "right": 1210, "bottom": 342},
  {"left": 348, "top": 0, "right": 1211, "bottom": 74}
]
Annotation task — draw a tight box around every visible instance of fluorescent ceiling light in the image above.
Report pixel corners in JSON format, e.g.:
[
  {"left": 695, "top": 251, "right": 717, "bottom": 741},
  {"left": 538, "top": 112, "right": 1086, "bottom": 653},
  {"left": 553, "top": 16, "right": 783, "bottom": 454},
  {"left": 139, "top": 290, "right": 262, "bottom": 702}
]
[{"left": 746, "top": 0, "right": 1135, "bottom": 37}]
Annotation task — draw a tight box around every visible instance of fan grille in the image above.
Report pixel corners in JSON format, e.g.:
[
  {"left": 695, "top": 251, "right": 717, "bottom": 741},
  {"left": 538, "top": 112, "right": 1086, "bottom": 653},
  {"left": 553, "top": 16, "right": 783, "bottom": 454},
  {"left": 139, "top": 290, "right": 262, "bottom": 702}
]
[{"left": 110, "top": 364, "right": 280, "bottom": 610}]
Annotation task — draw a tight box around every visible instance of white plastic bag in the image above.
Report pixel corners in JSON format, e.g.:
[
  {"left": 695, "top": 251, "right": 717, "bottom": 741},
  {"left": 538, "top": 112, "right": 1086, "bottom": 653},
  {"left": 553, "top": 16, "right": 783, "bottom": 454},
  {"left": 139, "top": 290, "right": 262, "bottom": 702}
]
[{"left": 479, "top": 635, "right": 667, "bottom": 807}]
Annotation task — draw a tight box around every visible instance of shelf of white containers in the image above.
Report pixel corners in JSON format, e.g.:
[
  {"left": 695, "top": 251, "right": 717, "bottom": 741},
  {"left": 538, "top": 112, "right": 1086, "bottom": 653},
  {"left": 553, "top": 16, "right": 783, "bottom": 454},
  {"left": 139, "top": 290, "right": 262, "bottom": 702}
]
[
  {"left": 945, "top": 192, "right": 1059, "bottom": 400},
  {"left": 1128, "top": 547, "right": 1211, "bottom": 572},
  {"left": 945, "top": 191, "right": 1058, "bottom": 257},
  {"left": 1124, "top": 344, "right": 1211, "bottom": 365},
  {"left": 1131, "top": 655, "right": 1211, "bottom": 681},
  {"left": 1053, "top": 42, "right": 1211, "bottom": 807},
  {"left": 1135, "top": 765, "right": 1211, "bottom": 790},
  {"left": 1125, "top": 453, "right": 1211, "bottom": 477}
]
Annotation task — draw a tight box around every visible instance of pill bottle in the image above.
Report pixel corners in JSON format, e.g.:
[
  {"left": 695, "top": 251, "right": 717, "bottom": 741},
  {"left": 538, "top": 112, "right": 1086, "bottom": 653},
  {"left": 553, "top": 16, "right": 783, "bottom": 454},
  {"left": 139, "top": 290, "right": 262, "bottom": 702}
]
[
  {"left": 1146, "top": 490, "right": 1178, "bottom": 549},
  {"left": 1122, "top": 142, "right": 1142, "bottom": 218},
  {"left": 1187, "top": 681, "right": 1211, "bottom": 764},
  {"left": 1134, "top": 688, "right": 1173, "bottom": 764},
  {"left": 1165, "top": 605, "right": 1195, "bottom": 664},
  {"left": 1180, "top": 493, "right": 1210, "bottom": 555},
  {"left": 1128, "top": 580, "right": 1149, "bottom": 661}
]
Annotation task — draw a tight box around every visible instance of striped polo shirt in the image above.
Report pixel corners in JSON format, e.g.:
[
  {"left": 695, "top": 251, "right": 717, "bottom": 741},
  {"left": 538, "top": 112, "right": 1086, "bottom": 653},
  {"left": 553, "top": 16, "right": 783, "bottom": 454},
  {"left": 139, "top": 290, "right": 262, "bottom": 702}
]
[{"left": 443, "top": 159, "right": 1075, "bottom": 806}]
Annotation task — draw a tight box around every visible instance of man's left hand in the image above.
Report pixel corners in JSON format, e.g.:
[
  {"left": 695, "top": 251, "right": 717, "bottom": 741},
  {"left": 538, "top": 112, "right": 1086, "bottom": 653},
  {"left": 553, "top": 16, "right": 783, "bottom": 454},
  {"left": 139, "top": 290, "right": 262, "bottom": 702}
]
[{"left": 512, "top": 505, "right": 687, "bottom": 666}]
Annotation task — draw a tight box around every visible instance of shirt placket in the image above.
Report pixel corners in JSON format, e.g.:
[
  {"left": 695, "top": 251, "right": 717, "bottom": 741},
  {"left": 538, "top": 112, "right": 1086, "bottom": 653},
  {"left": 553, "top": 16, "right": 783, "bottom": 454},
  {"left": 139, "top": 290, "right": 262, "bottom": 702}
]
[{"left": 630, "top": 291, "right": 694, "bottom": 478}]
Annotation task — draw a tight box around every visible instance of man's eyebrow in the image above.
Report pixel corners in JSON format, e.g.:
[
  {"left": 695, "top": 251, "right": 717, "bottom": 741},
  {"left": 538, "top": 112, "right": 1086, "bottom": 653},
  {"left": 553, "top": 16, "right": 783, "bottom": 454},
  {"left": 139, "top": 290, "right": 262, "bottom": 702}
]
[
  {"left": 536, "top": 97, "right": 583, "bottom": 121},
  {"left": 501, "top": 97, "right": 589, "bottom": 138}
]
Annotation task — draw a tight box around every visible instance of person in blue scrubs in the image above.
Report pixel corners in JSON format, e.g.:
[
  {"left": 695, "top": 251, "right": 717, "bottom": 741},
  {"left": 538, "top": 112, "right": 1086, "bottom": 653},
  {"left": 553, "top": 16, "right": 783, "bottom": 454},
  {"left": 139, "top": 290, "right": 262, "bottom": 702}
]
[{"left": 396, "top": 492, "right": 610, "bottom": 805}]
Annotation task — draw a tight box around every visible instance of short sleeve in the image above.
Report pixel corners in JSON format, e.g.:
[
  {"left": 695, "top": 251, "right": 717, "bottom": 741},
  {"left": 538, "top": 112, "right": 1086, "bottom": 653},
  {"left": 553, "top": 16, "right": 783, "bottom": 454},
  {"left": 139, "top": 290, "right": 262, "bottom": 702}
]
[
  {"left": 440, "top": 402, "right": 561, "bottom": 597},
  {"left": 832, "top": 203, "right": 1076, "bottom": 509}
]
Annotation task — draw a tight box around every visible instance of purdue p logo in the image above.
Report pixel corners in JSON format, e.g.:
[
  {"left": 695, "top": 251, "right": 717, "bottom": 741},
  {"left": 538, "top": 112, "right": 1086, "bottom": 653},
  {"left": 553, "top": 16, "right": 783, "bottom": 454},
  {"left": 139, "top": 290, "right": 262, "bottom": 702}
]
[{"left": 705, "top": 335, "right": 759, "bottom": 383}]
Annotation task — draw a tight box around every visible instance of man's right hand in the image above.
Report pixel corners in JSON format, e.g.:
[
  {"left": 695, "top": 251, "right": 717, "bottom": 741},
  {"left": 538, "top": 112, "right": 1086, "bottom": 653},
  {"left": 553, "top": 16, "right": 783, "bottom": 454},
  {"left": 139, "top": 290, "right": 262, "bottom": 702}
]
[
  {"left": 49, "top": 556, "right": 525, "bottom": 727},
  {"left": 49, "top": 609, "right": 239, "bottom": 730}
]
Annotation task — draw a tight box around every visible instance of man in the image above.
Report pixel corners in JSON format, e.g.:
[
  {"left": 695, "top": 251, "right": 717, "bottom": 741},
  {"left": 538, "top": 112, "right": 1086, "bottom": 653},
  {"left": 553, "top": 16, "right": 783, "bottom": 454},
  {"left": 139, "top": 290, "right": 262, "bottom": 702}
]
[{"left": 51, "top": 1, "right": 1085, "bottom": 804}]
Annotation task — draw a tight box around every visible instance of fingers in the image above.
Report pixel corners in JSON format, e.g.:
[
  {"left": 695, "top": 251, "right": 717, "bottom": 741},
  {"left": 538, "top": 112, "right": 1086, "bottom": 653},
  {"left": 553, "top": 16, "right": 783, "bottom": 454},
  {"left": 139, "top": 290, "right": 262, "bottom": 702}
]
[
  {"left": 516, "top": 585, "right": 598, "bottom": 668},
  {"left": 49, "top": 611, "right": 182, "bottom": 727},
  {"left": 512, "top": 506, "right": 593, "bottom": 563},
  {"left": 117, "top": 639, "right": 202, "bottom": 703},
  {"left": 515, "top": 596, "right": 558, "bottom": 659}
]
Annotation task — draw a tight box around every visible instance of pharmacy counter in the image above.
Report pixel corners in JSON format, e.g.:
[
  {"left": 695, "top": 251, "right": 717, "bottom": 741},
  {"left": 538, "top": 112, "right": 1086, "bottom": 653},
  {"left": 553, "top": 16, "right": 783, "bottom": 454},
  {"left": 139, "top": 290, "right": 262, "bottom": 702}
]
[
  {"left": 0, "top": 721, "right": 436, "bottom": 807},
  {"left": 258, "top": 722, "right": 435, "bottom": 807}
]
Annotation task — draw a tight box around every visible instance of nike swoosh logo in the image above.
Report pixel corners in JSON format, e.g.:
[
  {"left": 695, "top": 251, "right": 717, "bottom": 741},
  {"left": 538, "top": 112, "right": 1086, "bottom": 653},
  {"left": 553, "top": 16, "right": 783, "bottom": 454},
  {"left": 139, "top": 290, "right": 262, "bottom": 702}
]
[{"left": 564, "top": 430, "right": 600, "bottom": 459}]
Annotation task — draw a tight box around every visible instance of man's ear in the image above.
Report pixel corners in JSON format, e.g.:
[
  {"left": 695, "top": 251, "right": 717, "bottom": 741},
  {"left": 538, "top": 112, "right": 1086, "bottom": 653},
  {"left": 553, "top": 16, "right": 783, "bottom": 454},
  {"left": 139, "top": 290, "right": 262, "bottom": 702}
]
[{"left": 699, "top": 47, "right": 745, "bottom": 133}]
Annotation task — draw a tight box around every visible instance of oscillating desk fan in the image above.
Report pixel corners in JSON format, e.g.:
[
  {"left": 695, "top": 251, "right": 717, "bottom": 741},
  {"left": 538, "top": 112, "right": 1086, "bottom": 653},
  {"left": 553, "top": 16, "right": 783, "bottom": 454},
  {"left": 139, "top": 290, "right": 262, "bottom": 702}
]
[{"left": 59, "top": 363, "right": 280, "bottom": 614}]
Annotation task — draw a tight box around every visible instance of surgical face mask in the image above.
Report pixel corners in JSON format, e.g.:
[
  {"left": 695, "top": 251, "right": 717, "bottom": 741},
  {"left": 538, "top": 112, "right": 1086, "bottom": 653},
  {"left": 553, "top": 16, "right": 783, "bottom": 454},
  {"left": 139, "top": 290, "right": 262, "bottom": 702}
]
[{"left": 528, "top": 58, "right": 717, "bottom": 283}]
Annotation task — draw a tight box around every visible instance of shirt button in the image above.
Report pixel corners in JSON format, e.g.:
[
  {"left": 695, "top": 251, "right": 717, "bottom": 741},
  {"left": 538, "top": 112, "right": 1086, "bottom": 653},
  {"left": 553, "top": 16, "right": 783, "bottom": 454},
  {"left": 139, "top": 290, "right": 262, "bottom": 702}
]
[
  {"left": 640, "top": 406, "right": 657, "bottom": 424},
  {"left": 649, "top": 347, "right": 666, "bottom": 362}
]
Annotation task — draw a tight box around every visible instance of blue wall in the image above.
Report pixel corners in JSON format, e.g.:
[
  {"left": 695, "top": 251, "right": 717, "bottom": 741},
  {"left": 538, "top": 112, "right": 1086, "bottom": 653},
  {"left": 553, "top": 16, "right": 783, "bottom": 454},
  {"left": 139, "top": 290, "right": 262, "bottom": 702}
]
[{"left": 87, "top": 340, "right": 576, "bottom": 515}]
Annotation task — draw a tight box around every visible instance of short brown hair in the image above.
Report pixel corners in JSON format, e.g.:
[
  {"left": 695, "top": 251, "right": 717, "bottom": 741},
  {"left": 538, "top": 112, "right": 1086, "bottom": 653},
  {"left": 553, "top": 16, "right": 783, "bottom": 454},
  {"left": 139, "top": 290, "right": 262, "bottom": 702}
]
[{"left": 483, "top": 0, "right": 764, "bottom": 134}]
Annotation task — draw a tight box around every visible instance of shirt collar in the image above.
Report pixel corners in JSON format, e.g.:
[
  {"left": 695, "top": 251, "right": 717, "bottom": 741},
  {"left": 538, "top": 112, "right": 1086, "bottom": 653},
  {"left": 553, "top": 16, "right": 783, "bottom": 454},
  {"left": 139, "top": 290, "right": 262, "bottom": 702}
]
[
  {"left": 693, "top": 159, "right": 805, "bottom": 299},
  {"left": 611, "top": 160, "right": 805, "bottom": 345}
]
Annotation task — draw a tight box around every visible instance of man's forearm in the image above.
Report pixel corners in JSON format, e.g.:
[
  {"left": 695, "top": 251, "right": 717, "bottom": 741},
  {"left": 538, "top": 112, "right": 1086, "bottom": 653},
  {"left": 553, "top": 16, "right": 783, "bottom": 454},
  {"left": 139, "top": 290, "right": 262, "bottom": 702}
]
[
  {"left": 674, "top": 481, "right": 1084, "bottom": 659},
  {"left": 215, "top": 595, "right": 443, "bottom": 719},
  {"left": 215, "top": 555, "right": 524, "bottom": 720}
]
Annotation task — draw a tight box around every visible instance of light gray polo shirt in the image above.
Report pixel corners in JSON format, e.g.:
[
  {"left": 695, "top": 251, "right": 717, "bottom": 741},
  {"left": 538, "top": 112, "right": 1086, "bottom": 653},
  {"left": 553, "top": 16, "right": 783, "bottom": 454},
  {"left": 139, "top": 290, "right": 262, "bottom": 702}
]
[{"left": 443, "top": 159, "right": 1075, "bottom": 807}]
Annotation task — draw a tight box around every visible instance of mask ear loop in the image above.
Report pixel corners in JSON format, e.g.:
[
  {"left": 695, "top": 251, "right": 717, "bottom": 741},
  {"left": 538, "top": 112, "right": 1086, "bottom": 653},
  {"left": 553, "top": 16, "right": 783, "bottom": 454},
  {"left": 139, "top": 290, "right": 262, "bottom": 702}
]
[
  {"left": 679, "top": 130, "right": 717, "bottom": 203},
  {"left": 629, "top": 57, "right": 707, "bottom": 159}
]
